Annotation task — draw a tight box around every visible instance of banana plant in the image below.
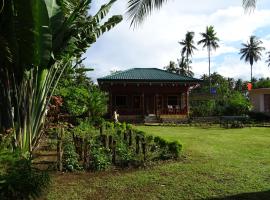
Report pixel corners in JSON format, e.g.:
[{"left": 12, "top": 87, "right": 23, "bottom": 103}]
[{"left": 0, "top": 0, "right": 122, "bottom": 155}]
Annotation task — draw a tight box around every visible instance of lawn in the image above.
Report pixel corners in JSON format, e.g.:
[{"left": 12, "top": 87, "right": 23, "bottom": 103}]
[{"left": 46, "top": 126, "right": 270, "bottom": 200}]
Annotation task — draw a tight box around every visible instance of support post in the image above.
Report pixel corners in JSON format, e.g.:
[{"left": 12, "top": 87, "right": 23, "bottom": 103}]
[
  {"left": 57, "top": 127, "right": 64, "bottom": 172},
  {"left": 186, "top": 88, "right": 189, "bottom": 116},
  {"left": 142, "top": 93, "right": 145, "bottom": 116}
]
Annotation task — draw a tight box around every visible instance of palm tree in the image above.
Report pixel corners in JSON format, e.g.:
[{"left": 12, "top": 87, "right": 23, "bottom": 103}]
[
  {"left": 179, "top": 31, "right": 197, "bottom": 74},
  {"left": 198, "top": 26, "right": 219, "bottom": 93},
  {"left": 239, "top": 36, "right": 265, "bottom": 82},
  {"left": 266, "top": 52, "right": 270, "bottom": 67},
  {"left": 127, "top": 0, "right": 255, "bottom": 26}
]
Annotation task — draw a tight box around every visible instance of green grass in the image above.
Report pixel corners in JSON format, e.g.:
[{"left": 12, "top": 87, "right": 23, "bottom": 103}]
[{"left": 46, "top": 126, "right": 270, "bottom": 200}]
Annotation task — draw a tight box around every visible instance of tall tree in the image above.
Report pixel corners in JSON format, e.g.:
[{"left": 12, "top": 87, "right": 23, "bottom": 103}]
[
  {"left": 239, "top": 35, "right": 265, "bottom": 82},
  {"left": 179, "top": 31, "right": 197, "bottom": 74},
  {"left": 198, "top": 26, "right": 219, "bottom": 93},
  {"left": 127, "top": 0, "right": 254, "bottom": 26}
]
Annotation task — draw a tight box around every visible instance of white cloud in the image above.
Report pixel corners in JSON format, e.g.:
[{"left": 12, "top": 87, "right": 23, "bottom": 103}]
[{"left": 85, "top": 1, "right": 270, "bottom": 82}]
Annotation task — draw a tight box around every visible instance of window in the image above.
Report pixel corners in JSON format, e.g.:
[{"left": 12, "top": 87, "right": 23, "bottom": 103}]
[
  {"left": 264, "top": 94, "right": 270, "bottom": 112},
  {"left": 167, "top": 96, "right": 178, "bottom": 106},
  {"left": 133, "top": 96, "right": 141, "bottom": 108},
  {"left": 115, "top": 95, "right": 127, "bottom": 106}
]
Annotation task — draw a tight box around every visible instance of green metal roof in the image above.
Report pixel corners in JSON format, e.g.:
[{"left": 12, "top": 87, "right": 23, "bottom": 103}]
[{"left": 98, "top": 68, "right": 202, "bottom": 83}]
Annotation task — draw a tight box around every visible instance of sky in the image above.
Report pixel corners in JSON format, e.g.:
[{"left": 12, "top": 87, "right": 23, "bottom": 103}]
[{"left": 84, "top": 0, "right": 270, "bottom": 82}]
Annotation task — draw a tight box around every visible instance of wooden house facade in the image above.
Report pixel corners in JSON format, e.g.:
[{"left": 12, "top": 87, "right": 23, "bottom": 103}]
[{"left": 98, "top": 68, "right": 202, "bottom": 122}]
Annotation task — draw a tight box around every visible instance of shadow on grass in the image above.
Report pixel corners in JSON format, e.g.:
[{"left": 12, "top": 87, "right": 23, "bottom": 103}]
[{"left": 207, "top": 190, "right": 270, "bottom": 200}]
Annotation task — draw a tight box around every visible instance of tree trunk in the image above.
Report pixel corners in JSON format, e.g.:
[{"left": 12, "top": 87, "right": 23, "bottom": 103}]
[
  {"left": 187, "top": 53, "right": 189, "bottom": 74},
  {"left": 250, "top": 64, "right": 253, "bottom": 83},
  {"left": 208, "top": 47, "right": 211, "bottom": 93}
]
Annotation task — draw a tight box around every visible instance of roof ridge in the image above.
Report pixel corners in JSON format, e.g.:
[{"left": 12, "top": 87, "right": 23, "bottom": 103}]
[
  {"left": 99, "top": 68, "right": 133, "bottom": 79},
  {"left": 97, "top": 67, "right": 202, "bottom": 82},
  {"left": 153, "top": 67, "right": 197, "bottom": 79}
]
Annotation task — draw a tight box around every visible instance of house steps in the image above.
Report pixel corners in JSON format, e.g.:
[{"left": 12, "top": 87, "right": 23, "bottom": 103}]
[
  {"left": 32, "top": 135, "right": 58, "bottom": 170},
  {"left": 144, "top": 114, "right": 162, "bottom": 124}
]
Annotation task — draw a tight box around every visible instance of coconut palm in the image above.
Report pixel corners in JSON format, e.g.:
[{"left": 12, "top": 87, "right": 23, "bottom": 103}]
[
  {"left": 198, "top": 26, "right": 219, "bottom": 93},
  {"left": 179, "top": 31, "right": 197, "bottom": 74},
  {"left": 127, "top": 0, "right": 255, "bottom": 26},
  {"left": 239, "top": 36, "right": 265, "bottom": 82}
]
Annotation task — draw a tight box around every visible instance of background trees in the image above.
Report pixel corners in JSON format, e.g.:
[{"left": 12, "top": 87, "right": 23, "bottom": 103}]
[{"left": 190, "top": 73, "right": 251, "bottom": 117}]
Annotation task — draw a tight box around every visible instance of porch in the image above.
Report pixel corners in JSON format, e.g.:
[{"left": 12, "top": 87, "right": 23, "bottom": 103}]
[{"left": 109, "top": 92, "right": 188, "bottom": 117}]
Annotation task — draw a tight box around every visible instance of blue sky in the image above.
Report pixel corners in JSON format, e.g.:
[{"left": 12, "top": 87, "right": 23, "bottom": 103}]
[{"left": 85, "top": 0, "right": 270, "bottom": 82}]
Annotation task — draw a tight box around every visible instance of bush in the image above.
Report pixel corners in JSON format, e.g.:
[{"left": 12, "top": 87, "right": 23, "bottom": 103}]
[
  {"left": 190, "top": 100, "right": 216, "bottom": 117},
  {"left": 63, "top": 137, "right": 81, "bottom": 171},
  {"left": 0, "top": 156, "right": 50, "bottom": 200},
  {"left": 168, "top": 141, "right": 182, "bottom": 158},
  {"left": 223, "top": 92, "right": 251, "bottom": 116},
  {"left": 154, "top": 136, "right": 167, "bottom": 148},
  {"left": 73, "top": 121, "right": 97, "bottom": 138},
  {"left": 90, "top": 147, "right": 111, "bottom": 171},
  {"left": 116, "top": 142, "right": 135, "bottom": 167}
]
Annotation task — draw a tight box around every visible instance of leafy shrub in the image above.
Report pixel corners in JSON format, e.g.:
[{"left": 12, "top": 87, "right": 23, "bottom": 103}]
[
  {"left": 253, "top": 79, "right": 270, "bottom": 89},
  {"left": 0, "top": 156, "right": 50, "bottom": 200},
  {"left": 90, "top": 147, "right": 111, "bottom": 171},
  {"left": 73, "top": 121, "right": 97, "bottom": 138},
  {"left": 154, "top": 136, "right": 167, "bottom": 148},
  {"left": 168, "top": 141, "right": 182, "bottom": 158},
  {"left": 63, "top": 137, "right": 81, "bottom": 171},
  {"left": 190, "top": 100, "right": 216, "bottom": 117},
  {"left": 116, "top": 142, "right": 135, "bottom": 167},
  {"left": 223, "top": 92, "right": 251, "bottom": 116}
]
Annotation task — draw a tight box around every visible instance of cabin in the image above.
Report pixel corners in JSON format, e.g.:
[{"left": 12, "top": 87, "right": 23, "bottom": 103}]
[
  {"left": 98, "top": 68, "right": 202, "bottom": 123},
  {"left": 249, "top": 88, "right": 270, "bottom": 113}
]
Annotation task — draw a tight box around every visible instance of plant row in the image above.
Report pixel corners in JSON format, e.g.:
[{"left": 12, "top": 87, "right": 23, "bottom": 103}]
[{"left": 58, "top": 121, "right": 182, "bottom": 171}]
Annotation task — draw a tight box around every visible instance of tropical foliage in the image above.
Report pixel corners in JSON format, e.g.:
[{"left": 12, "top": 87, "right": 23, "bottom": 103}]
[
  {"left": 190, "top": 73, "right": 251, "bottom": 117},
  {"left": 54, "top": 63, "right": 108, "bottom": 125},
  {"left": 240, "top": 35, "right": 265, "bottom": 82},
  {"left": 253, "top": 77, "right": 270, "bottom": 88},
  {"left": 0, "top": 0, "right": 122, "bottom": 155}
]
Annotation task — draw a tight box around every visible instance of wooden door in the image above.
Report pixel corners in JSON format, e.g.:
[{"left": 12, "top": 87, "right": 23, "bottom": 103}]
[{"left": 145, "top": 95, "right": 154, "bottom": 114}]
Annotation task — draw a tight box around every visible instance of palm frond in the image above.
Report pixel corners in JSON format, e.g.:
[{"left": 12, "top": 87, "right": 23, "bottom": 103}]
[
  {"left": 93, "top": 0, "right": 117, "bottom": 24},
  {"left": 127, "top": 0, "right": 168, "bottom": 27},
  {"left": 243, "top": 0, "right": 257, "bottom": 12}
]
